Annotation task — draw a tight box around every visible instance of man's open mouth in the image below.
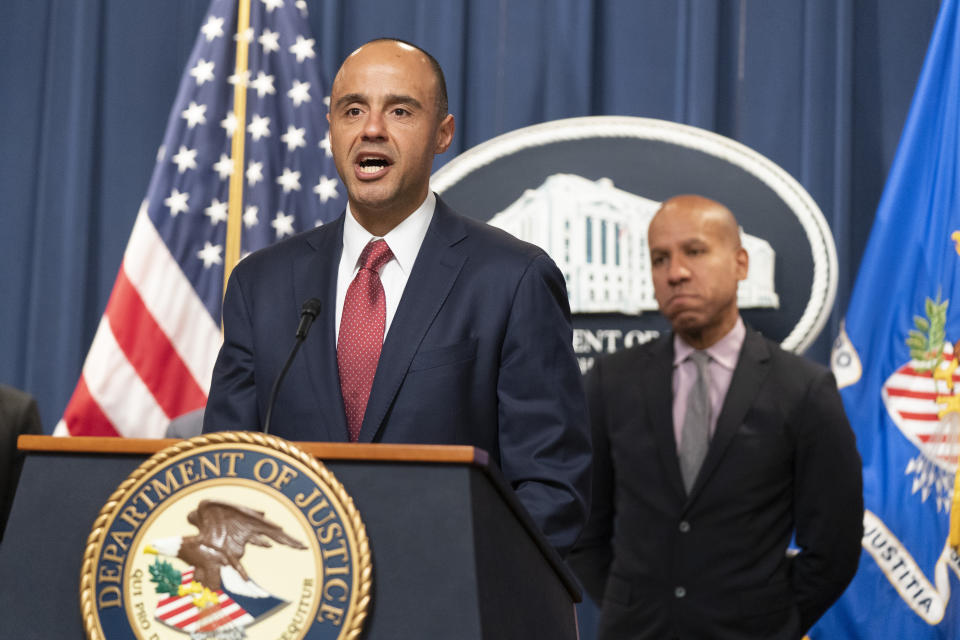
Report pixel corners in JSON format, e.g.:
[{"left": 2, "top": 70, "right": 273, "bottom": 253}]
[{"left": 357, "top": 156, "right": 391, "bottom": 174}]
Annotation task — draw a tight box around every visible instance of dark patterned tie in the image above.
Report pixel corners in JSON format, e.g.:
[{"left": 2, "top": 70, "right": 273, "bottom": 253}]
[
  {"left": 337, "top": 239, "right": 394, "bottom": 442},
  {"left": 679, "top": 350, "right": 712, "bottom": 493}
]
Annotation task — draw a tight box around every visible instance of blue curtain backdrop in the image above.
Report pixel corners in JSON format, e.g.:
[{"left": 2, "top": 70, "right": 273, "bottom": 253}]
[{"left": 0, "top": 0, "right": 942, "bottom": 432}]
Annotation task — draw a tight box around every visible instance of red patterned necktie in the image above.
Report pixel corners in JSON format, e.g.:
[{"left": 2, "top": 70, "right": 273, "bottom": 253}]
[{"left": 338, "top": 239, "right": 394, "bottom": 442}]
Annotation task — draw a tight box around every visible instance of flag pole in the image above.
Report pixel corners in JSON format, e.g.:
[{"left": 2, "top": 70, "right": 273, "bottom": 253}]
[{"left": 223, "top": 0, "right": 251, "bottom": 295}]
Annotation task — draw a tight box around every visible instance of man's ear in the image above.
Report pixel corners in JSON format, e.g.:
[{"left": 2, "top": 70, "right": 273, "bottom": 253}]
[
  {"left": 435, "top": 114, "right": 455, "bottom": 154},
  {"left": 736, "top": 246, "right": 749, "bottom": 281}
]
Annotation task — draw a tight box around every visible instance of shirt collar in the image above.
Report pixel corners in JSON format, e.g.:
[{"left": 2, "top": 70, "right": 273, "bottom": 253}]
[
  {"left": 342, "top": 192, "right": 436, "bottom": 273},
  {"left": 672, "top": 316, "right": 746, "bottom": 371}
]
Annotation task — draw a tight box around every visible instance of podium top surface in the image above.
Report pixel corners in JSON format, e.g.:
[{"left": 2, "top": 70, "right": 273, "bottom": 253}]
[{"left": 18, "top": 434, "right": 489, "bottom": 465}]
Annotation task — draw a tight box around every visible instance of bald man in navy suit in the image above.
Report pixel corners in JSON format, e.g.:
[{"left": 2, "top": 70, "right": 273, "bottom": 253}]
[{"left": 203, "top": 39, "right": 591, "bottom": 556}]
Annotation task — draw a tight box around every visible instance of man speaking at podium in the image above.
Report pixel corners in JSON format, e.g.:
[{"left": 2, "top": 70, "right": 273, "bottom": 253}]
[{"left": 203, "top": 39, "right": 591, "bottom": 556}]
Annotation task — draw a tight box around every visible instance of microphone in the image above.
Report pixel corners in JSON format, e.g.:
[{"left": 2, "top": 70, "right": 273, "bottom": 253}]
[{"left": 263, "top": 298, "right": 322, "bottom": 435}]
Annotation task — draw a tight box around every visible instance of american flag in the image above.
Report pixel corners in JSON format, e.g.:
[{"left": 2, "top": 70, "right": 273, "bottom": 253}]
[
  {"left": 154, "top": 568, "right": 283, "bottom": 633},
  {"left": 55, "top": 0, "right": 343, "bottom": 437}
]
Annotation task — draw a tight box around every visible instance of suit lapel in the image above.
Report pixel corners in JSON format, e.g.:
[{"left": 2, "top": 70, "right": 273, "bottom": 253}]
[
  {"left": 357, "top": 200, "right": 468, "bottom": 443},
  {"left": 685, "top": 327, "right": 770, "bottom": 504},
  {"left": 294, "top": 216, "right": 348, "bottom": 442},
  {"left": 643, "top": 337, "right": 689, "bottom": 502}
]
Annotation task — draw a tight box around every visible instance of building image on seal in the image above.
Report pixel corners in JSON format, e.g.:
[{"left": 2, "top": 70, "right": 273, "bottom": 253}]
[{"left": 488, "top": 174, "right": 779, "bottom": 314}]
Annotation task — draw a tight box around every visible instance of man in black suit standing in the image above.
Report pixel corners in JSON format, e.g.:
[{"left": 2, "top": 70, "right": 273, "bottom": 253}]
[{"left": 568, "top": 195, "right": 863, "bottom": 639}]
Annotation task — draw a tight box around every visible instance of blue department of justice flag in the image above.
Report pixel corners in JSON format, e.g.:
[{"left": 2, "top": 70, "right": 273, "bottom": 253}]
[
  {"left": 55, "top": 0, "right": 344, "bottom": 438},
  {"left": 816, "top": 0, "right": 960, "bottom": 636}
]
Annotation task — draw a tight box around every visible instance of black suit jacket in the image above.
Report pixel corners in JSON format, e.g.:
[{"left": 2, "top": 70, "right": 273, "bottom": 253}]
[
  {"left": 204, "top": 197, "right": 592, "bottom": 555},
  {"left": 0, "top": 384, "right": 42, "bottom": 541},
  {"left": 568, "top": 327, "right": 863, "bottom": 639}
]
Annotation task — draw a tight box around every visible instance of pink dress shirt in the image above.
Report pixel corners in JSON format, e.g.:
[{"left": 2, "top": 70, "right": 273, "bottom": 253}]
[{"left": 671, "top": 317, "right": 746, "bottom": 449}]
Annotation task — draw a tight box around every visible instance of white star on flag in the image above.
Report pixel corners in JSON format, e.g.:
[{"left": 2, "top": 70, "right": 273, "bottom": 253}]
[
  {"left": 313, "top": 175, "right": 339, "bottom": 203},
  {"left": 221, "top": 112, "right": 238, "bottom": 138},
  {"left": 319, "top": 131, "right": 332, "bottom": 157},
  {"left": 261, "top": 0, "right": 285, "bottom": 12},
  {"left": 164, "top": 188, "right": 190, "bottom": 216},
  {"left": 190, "top": 59, "right": 215, "bottom": 86},
  {"left": 228, "top": 69, "right": 250, "bottom": 88},
  {"left": 246, "top": 161, "right": 264, "bottom": 185},
  {"left": 212, "top": 153, "right": 233, "bottom": 180},
  {"left": 200, "top": 16, "right": 224, "bottom": 41},
  {"left": 181, "top": 101, "right": 207, "bottom": 128},
  {"left": 250, "top": 71, "right": 277, "bottom": 98},
  {"left": 272, "top": 211, "right": 296, "bottom": 238},
  {"left": 288, "top": 80, "right": 311, "bottom": 107},
  {"left": 197, "top": 242, "right": 224, "bottom": 268},
  {"left": 259, "top": 29, "right": 280, "bottom": 53},
  {"left": 234, "top": 27, "right": 254, "bottom": 44},
  {"left": 248, "top": 114, "right": 271, "bottom": 140},
  {"left": 205, "top": 199, "right": 229, "bottom": 225},
  {"left": 276, "top": 168, "right": 302, "bottom": 193},
  {"left": 289, "top": 35, "right": 316, "bottom": 63},
  {"left": 172, "top": 145, "right": 198, "bottom": 173},
  {"left": 243, "top": 205, "right": 260, "bottom": 228},
  {"left": 296, "top": 0, "right": 308, "bottom": 16},
  {"left": 281, "top": 125, "right": 306, "bottom": 151}
]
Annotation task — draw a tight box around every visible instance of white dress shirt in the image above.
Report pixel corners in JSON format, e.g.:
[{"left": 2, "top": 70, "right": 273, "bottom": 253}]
[{"left": 334, "top": 192, "right": 436, "bottom": 342}]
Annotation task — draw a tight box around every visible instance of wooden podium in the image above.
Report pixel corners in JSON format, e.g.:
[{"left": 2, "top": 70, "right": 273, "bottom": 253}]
[{"left": 0, "top": 435, "right": 580, "bottom": 639}]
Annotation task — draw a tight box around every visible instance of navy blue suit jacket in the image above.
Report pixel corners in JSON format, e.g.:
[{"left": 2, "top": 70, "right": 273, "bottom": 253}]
[{"left": 203, "top": 197, "right": 591, "bottom": 555}]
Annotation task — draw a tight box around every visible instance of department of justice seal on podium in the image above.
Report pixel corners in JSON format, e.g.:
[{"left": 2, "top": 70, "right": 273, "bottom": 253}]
[{"left": 80, "top": 432, "right": 371, "bottom": 640}]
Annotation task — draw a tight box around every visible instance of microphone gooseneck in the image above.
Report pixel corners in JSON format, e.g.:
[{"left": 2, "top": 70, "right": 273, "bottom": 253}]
[{"left": 263, "top": 298, "right": 322, "bottom": 435}]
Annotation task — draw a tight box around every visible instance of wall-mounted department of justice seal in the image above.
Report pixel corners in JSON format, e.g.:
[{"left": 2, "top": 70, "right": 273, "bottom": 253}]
[
  {"left": 433, "top": 116, "right": 839, "bottom": 364},
  {"left": 80, "top": 432, "right": 371, "bottom": 640}
]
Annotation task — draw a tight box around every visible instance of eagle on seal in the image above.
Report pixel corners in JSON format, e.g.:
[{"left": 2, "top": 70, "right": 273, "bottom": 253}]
[{"left": 145, "top": 499, "right": 307, "bottom": 596}]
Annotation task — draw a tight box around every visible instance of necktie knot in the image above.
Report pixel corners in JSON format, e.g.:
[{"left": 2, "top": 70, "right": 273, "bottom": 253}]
[
  {"left": 359, "top": 239, "right": 393, "bottom": 274},
  {"left": 688, "top": 350, "right": 711, "bottom": 375}
]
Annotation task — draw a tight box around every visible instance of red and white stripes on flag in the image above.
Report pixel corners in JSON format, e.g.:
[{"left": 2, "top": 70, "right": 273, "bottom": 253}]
[
  {"left": 155, "top": 568, "right": 255, "bottom": 633},
  {"left": 881, "top": 350, "right": 960, "bottom": 468},
  {"left": 55, "top": 210, "right": 220, "bottom": 437}
]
